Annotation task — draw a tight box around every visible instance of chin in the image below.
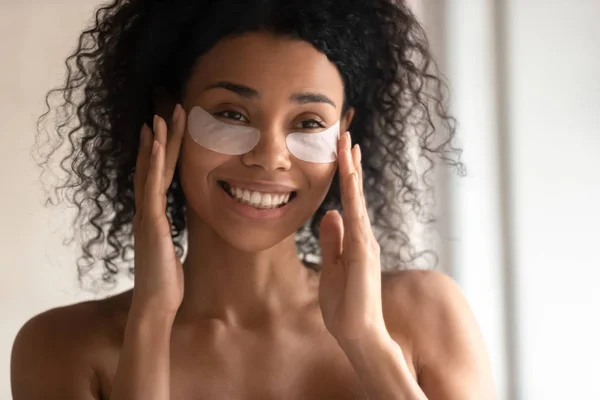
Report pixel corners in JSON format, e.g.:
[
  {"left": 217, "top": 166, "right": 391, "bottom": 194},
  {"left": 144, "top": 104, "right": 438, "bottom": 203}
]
[{"left": 214, "top": 224, "right": 296, "bottom": 253}]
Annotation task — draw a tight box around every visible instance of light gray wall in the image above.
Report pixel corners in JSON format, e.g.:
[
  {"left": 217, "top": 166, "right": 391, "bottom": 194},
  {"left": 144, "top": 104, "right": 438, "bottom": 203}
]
[{"left": 505, "top": 0, "right": 600, "bottom": 398}]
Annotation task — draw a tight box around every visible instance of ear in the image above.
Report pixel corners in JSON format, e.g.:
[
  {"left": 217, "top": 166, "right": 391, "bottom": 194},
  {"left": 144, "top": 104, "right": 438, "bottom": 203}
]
[
  {"left": 340, "top": 107, "right": 355, "bottom": 133},
  {"left": 152, "top": 86, "right": 177, "bottom": 127}
]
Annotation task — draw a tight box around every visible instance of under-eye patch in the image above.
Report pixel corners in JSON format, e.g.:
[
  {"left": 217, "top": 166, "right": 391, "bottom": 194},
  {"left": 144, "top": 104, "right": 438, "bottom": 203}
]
[
  {"left": 187, "top": 106, "right": 261, "bottom": 156},
  {"left": 187, "top": 106, "right": 340, "bottom": 163}
]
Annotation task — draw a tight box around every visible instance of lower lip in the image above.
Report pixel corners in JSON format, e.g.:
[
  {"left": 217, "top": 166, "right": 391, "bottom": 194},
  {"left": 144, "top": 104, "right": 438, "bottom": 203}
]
[{"left": 218, "top": 183, "right": 294, "bottom": 221}]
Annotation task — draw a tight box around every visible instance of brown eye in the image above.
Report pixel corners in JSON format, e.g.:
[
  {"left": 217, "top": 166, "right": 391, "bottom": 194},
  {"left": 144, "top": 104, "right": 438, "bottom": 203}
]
[
  {"left": 215, "top": 110, "right": 248, "bottom": 122},
  {"left": 298, "top": 119, "right": 326, "bottom": 129}
]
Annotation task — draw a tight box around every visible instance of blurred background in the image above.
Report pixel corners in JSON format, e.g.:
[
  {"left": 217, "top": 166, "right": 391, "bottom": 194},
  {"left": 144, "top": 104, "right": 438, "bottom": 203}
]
[{"left": 1, "top": 0, "right": 598, "bottom": 399}]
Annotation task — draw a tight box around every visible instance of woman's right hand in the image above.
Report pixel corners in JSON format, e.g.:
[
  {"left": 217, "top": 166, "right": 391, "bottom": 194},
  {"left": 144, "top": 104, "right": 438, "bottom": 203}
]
[{"left": 132, "top": 104, "right": 186, "bottom": 318}]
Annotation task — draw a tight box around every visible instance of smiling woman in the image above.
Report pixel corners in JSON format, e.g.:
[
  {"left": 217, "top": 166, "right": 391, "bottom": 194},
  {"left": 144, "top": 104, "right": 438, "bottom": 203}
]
[{"left": 11, "top": 0, "right": 495, "bottom": 399}]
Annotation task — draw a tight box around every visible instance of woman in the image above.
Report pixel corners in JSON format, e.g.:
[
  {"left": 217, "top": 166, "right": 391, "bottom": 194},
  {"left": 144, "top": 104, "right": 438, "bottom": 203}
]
[{"left": 11, "top": 0, "right": 495, "bottom": 398}]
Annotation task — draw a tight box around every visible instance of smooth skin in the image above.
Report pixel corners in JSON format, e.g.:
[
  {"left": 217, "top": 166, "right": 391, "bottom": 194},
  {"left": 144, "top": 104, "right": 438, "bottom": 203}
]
[{"left": 11, "top": 32, "right": 495, "bottom": 399}]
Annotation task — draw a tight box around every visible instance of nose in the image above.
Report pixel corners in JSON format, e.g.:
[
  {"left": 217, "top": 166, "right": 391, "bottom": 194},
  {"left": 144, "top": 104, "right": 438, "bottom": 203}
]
[{"left": 241, "top": 126, "right": 292, "bottom": 171}]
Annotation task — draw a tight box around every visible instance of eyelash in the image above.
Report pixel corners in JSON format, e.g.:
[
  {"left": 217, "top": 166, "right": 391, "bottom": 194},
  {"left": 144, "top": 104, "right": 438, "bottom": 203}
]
[
  {"left": 216, "top": 110, "right": 248, "bottom": 122},
  {"left": 215, "top": 110, "right": 326, "bottom": 130},
  {"left": 300, "top": 119, "right": 326, "bottom": 129}
]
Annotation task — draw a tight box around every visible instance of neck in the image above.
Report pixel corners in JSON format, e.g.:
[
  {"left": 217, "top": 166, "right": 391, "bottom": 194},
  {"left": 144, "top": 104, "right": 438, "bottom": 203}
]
[{"left": 177, "top": 209, "right": 319, "bottom": 329}]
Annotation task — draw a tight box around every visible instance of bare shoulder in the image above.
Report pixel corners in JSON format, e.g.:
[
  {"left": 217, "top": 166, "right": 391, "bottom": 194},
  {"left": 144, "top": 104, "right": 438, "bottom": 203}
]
[
  {"left": 381, "top": 268, "right": 466, "bottom": 325},
  {"left": 381, "top": 268, "right": 462, "bottom": 325},
  {"left": 381, "top": 270, "right": 466, "bottom": 346},
  {"left": 10, "top": 289, "right": 133, "bottom": 400},
  {"left": 381, "top": 269, "right": 496, "bottom": 398}
]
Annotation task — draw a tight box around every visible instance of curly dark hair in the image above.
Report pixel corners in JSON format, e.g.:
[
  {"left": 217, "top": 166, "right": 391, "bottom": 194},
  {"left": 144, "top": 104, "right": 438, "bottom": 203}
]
[{"left": 32, "top": 0, "right": 465, "bottom": 293}]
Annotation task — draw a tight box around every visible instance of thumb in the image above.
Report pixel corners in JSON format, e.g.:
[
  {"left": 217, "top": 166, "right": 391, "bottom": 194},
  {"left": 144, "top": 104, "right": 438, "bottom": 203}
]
[{"left": 319, "top": 210, "right": 344, "bottom": 269}]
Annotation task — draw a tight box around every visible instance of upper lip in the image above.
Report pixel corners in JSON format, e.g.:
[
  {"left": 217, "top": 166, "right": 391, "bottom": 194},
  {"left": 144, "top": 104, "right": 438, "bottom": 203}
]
[{"left": 219, "top": 179, "right": 298, "bottom": 194}]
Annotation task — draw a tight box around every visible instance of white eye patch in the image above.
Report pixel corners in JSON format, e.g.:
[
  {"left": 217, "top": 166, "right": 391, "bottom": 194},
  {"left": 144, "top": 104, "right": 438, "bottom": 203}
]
[
  {"left": 187, "top": 106, "right": 261, "bottom": 155},
  {"left": 285, "top": 121, "right": 340, "bottom": 163},
  {"left": 187, "top": 106, "right": 340, "bottom": 163}
]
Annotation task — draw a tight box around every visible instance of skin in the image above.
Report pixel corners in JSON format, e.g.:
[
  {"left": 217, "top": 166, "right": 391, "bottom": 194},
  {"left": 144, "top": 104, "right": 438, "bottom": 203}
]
[{"left": 11, "top": 32, "right": 495, "bottom": 399}]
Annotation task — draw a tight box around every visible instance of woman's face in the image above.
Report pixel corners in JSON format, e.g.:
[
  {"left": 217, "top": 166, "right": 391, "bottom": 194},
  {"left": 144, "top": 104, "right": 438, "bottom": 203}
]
[{"left": 179, "top": 31, "right": 354, "bottom": 252}]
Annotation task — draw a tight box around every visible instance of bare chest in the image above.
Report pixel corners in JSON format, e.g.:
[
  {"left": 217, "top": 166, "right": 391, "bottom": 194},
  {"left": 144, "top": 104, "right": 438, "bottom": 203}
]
[
  {"left": 167, "top": 348, "right": 368, "bottom": 400},
  {"left": 97, "top": 327, "right": 415, "bottom": 400}
]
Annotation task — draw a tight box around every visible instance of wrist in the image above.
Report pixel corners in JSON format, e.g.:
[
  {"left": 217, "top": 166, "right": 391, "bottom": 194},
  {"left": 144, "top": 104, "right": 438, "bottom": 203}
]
[
  {"left": 129, "top": 299, "right": 178, "bottom": 325},
  {"left": 337, "top": 328, "right": 397, "bottom": 358}
]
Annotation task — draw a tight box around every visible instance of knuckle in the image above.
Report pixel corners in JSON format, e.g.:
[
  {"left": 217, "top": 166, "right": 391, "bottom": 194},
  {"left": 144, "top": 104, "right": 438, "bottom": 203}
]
[{"left": 348, "top": 226, "right": 365, "bottom": 244}]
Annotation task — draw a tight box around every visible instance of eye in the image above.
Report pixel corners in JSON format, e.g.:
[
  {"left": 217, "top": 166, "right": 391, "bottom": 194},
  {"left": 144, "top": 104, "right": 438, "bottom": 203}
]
[
  {"left": 296, "top": 119, "right": 327, "bottom": 130},
  {"left": 214, "top": 110, "right": 249, "bottom": 123}
]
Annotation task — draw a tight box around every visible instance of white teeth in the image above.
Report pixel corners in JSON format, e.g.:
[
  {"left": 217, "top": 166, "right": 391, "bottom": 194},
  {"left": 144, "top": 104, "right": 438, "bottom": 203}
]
[
  {"left": 250, "top": 191, "right": 261, "bottom": 205},
  {"left": 225, "top": 184, "right": 293, "bottom": 209},
  {"left": 242, "top": 190, "right": 251, "bottom": 202},
  {"left": 260, "top": 193, "right": 272, "bottom": 207}
]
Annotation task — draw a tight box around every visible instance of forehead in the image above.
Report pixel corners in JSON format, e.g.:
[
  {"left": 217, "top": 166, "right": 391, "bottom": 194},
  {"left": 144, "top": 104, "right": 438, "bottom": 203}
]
[{"left": 184, "top": 32, "right": 345, "bottom": 103}]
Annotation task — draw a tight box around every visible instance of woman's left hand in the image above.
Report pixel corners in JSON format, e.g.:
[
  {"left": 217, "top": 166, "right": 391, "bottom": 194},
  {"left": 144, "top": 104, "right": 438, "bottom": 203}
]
[{"left": 318, "top": 131, "right": 388, "bottom": 345}]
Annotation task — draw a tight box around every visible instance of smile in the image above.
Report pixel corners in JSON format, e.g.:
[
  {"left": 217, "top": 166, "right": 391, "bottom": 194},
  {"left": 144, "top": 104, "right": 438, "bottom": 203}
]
[{"left": 218, "top": 181, "right": 297, "bottom": 210}]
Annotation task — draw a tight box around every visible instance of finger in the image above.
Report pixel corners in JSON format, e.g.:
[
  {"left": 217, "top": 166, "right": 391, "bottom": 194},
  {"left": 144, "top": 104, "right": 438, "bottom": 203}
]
[
  {"left": 153, "top": 114, "right": 168, "bottom": 149},
  {"left": 338, "top": 131, "right": 356, "bottom": 213},
  {"left": 351, "top": 144, "right": 364, "bottom": 203},
  {"left": 144, "top": 122, "right": 166, "bottom": 219},
  {"left": 319, "top": 210, "right": 344, "bottom": 270},
  {"left": 343, "top": 170, "right": 370, "bottom": 250},
  {"left": 152, "top": 114, "right": 169, "bottom": 196},
  {"left": 164, "top": 104, "right": 185, "bottom": 188},
  {"left": 338, "top": 132, "right": 366, "bottom": 247},
  {"left": 134, "top": 123, "right": 153, "bottom": 214},
  {"left": 350, "top": 143, "right": 377, "bottom": 245}
]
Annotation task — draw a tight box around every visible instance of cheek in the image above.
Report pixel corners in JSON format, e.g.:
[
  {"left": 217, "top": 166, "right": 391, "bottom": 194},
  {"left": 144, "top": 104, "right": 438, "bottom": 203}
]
[
  {"left": 304, "top": 162, "right": 337, "bottom": 198},
  {"left": 178, "top": 137, "right": 228, "bottom": 207},
  {"left": 180, "top": 136, "right": 213, "bottom": 172}
]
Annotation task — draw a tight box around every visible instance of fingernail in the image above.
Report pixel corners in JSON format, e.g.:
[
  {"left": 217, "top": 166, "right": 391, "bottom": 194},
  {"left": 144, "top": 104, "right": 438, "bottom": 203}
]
[
  {"left": 356, "top": 144, "right": 361, "bottom": 162},
  {"left": 153, "top": 114, "right": 159, "bottom": 130},
  {"left": 173, "top": 104, "right": 181, "bottom": 120}
]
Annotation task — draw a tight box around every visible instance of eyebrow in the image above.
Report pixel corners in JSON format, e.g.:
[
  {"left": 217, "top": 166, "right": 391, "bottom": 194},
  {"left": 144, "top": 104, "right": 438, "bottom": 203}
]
[
  {"left": 203, "top": 81, "right": 336, "bottom": 109},
  {"left": 290, "top": 92, "right": 337, "bottom": 109},
  {"left": 204, "top": 81, "right": 259, "bottom": 99}
]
